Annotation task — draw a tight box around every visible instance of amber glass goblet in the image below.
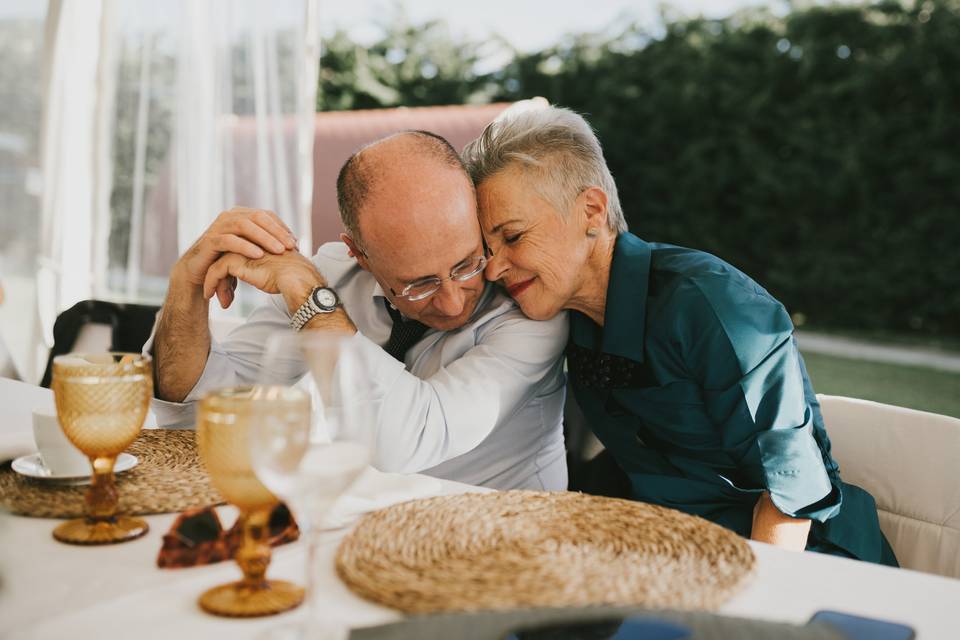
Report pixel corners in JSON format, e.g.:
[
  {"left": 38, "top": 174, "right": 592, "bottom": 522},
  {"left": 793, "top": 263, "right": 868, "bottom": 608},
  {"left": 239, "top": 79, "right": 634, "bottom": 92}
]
[
  {"left": 51, "top": 353, "right": 152, "bottom": 545},
  {"left": 196, "top": 386, "right": 306, "bottom": 617}
]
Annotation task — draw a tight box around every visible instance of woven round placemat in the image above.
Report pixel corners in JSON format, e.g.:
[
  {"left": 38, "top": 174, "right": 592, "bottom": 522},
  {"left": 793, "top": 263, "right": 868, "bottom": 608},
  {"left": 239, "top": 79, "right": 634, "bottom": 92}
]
[
  {"left": 336, "top": 490, "right": 756, "bottom": 614},
  {"left": 0, "top": 430, "right": 223, "bottom": 518}
]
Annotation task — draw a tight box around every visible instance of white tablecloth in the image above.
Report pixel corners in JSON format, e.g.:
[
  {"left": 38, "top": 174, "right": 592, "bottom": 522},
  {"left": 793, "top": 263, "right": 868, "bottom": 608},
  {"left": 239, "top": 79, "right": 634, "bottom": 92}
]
[{"left": 1, "top": 377, "right": 956, "bottom": 639}]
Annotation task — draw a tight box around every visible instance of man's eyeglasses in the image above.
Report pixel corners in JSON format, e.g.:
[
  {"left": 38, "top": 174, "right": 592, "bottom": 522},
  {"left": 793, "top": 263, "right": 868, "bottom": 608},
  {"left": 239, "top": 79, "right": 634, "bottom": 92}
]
[{"left": 390, "top": 254, "right": 487, "bottom": 302}]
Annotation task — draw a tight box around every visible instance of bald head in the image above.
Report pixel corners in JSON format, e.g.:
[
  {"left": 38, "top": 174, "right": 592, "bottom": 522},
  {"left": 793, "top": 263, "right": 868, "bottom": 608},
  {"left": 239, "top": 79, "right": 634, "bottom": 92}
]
[
  {"left": 336, "top": 131, "right": 473, "bottom": 246},
  {"left": 334, "top": 130, "right": 486, "bottom": 331}
]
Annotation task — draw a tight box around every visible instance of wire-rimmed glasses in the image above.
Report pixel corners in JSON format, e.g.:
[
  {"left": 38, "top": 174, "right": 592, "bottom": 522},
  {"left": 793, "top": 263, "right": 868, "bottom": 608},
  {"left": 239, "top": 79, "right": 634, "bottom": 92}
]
[{"left": 390, "top": 254, "right": 487, "bottom": 301}]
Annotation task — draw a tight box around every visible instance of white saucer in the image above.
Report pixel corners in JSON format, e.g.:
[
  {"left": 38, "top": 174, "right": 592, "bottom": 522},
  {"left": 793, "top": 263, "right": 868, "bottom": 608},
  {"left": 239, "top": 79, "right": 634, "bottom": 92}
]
[{"left": 11, "top": 452, "right": 138, "bottom": 483}]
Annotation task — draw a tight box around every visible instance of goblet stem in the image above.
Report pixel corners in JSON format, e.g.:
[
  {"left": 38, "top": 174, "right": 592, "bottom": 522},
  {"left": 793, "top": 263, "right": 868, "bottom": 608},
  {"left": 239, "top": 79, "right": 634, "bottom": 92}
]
[
  {"left": 237, "top": 506, "right": 273, "bottom": 590},
  {"left": 85, "top": 455, "right": 119, "bottom": 522},
  {"left": 54, "top": 453, "right": 147, "bottom": 545},
  {"left": 305, "top": 524, "right": 321, "bottom": 625}
]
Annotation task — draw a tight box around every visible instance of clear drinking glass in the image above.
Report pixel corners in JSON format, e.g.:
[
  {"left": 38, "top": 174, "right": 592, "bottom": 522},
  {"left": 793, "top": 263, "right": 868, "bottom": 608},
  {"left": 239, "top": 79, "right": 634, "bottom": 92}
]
[
  {"left": 249, "top": 331, "right": 373, "bottom": 639},
  {"left": 196, "top": 386, "right": 306, "bottom": 617},
  {"left": 51, "top": 353, "right": 152, "bottom": 545}
]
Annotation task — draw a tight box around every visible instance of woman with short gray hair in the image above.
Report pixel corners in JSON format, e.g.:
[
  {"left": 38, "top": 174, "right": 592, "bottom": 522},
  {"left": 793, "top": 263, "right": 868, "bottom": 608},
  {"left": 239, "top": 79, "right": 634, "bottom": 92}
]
[{"left": 463, "top": 105, "right": 896, "bottom": 565}]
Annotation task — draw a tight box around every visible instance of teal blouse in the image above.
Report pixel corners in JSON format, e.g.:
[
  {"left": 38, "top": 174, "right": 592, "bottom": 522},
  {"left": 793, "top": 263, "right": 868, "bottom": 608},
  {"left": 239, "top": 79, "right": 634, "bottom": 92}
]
[{"left": 569, "top": 232, "right": 896, "bottom": 565}]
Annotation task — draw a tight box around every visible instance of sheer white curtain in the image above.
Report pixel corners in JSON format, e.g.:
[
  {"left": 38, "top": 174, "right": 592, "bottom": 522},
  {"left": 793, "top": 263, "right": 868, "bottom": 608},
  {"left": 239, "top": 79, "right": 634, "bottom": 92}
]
[
  {"left": 0, "top": 1, "right": 49, "bottom": 381},
  {"left": 28, "top": 0, "right": 319, "bottom": 382}
]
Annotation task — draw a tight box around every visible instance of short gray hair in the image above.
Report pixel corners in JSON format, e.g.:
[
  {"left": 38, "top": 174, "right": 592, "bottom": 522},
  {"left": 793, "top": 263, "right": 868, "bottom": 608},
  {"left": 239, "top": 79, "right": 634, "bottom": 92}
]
[{"left": 462, "top": 105, "right": 627, "bottom": 233}]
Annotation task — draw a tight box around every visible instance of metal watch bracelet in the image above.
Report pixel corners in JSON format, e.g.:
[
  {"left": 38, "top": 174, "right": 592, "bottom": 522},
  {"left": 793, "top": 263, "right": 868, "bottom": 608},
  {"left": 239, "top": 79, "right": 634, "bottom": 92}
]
[{"left": 289, "top": 286, "right": 339, "bottom": 331}]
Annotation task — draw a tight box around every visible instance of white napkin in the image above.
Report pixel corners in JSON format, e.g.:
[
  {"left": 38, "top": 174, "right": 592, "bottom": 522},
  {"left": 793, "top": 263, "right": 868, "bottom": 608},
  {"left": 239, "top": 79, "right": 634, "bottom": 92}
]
[
  {"left": 324, "top": 467, "right": 449, "bottom": 528},
  {"left": 0, "top": 377, "right": 157, "bottom": 463},
  {"left": 0, "top": 379, "right": 55, "bottom": 463},
  {"left": 0, "top": 433, "right": 35, "bottom": 463}
]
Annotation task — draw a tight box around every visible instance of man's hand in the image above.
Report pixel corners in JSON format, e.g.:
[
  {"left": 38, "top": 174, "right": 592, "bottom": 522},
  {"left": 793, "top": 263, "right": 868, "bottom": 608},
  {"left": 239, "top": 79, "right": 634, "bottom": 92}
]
[
  {"left": 154, "top": 207, "right": 297, "bottom": 402},
  {"left": 203, "top": 250, "right": 325, "bottom": 314},
  {"left": 174, "top": 207, "right": 298, "bottom": 305},
  {"left": 750, "top": 491, "right": 811, "bottom": 551},
  {"left": 203, "top": 251, "right": 357, "bottom": 333}
]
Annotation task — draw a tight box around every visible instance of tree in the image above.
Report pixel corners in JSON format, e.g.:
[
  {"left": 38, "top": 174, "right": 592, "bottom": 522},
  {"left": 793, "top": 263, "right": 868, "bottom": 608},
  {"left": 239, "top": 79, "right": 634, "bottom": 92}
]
[
  {"left": 317, "top": 2, "right": 960, "bottom": 338},
  {"left": 318, "top": 13, "right": 505, "bottom": 111}
]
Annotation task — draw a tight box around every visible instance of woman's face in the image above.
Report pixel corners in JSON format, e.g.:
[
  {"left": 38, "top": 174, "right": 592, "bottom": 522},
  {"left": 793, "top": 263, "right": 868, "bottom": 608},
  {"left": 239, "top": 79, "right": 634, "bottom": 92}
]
[{"left": 476, "top": 166, "right": 593, "bottom": 320}]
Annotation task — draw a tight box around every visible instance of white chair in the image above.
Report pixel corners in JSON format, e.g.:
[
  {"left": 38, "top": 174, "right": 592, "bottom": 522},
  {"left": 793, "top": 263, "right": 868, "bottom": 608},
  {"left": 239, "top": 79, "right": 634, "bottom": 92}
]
[{"left": 818, "top": 394, "right": 960, "bottom": 578}]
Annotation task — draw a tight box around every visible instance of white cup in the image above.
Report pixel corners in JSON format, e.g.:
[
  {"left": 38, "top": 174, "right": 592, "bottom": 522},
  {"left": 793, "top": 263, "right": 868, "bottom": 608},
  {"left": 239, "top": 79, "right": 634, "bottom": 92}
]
[{"left": 32, "top": 410, "right": 90, "bottom": 476}]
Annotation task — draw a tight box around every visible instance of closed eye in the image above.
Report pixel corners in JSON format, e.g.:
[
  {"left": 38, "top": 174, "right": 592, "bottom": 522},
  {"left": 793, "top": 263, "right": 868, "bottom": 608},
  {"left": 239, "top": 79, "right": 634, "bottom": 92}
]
[{"left": 504, "top": 233, "right": 522, "bottom": 244}]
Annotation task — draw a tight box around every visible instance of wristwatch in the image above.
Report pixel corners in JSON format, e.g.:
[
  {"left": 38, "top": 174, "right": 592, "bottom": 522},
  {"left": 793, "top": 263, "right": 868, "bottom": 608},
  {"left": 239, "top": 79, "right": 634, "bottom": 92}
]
[{"left": 289, "top": 286, "right": 341, "bottom": 331}]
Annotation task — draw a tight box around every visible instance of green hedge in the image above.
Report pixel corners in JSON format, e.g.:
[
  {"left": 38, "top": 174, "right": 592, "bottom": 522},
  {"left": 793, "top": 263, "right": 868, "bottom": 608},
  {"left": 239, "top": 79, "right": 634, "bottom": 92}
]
[
  {"left": 319, "top": 1, "right": 960, "bottom": 338},
  {"left": 492, "top": 1, "right": 960, "bottom": 337}
]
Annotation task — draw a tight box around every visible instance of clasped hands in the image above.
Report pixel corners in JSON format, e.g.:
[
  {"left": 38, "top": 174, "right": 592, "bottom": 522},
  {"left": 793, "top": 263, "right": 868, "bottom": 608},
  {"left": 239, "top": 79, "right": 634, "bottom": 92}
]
[{"left": 174, "top": 207, "right": 324, "bottom": 315}]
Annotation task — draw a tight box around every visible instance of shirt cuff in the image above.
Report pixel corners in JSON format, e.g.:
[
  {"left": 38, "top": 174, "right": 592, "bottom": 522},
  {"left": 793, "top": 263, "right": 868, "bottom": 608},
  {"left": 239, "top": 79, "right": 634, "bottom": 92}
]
[
  {"left": 756, "top": 413, "right": 838, "bottom": 521},
  {"left": 148, "top": 337, "right": 236, "bottom": 428},
  {"left": 149, "top": 396, "right": 197, "bottom": 429}
]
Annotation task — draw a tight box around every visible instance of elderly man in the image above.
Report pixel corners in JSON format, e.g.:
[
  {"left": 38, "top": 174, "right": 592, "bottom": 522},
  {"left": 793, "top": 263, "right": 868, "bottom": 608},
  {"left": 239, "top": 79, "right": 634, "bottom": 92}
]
[{"left": 150, "top": 131, "right": 568, "bottom": 490}]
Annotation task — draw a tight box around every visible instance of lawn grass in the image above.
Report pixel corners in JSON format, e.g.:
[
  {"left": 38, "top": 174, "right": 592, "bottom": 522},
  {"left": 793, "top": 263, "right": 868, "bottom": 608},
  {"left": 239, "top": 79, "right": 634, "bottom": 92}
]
[
  {"left": 801, "top": 351, "right": 960, "bottom": 419},
  {"left": 801, "top": 325, "right": 960, "bottom": 353}
]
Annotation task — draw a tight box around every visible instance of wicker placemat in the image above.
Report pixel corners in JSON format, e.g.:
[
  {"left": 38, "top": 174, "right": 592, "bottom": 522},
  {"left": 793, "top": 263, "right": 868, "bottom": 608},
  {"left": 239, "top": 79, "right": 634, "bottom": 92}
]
[
  {"left": 336, "top": 491, "right": 756, "bottom": 614},
  {"left": 0, "top": 430, "right": 224, "bottom": 518}
]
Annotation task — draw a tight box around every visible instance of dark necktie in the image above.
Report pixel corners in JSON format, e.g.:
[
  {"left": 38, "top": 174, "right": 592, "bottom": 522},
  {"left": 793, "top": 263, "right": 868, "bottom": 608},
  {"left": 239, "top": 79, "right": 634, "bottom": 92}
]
[{"left": 382, "top": 298, "right": 429, "bottom": 362}]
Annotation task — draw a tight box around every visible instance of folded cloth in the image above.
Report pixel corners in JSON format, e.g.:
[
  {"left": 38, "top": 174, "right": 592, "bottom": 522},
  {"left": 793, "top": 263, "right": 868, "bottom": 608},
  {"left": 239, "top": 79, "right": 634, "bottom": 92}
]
[
  {"left": 1, "top": 422, "right": 162, "bottom": 465},
  {"left": 0, "top": 433, "right": 36, "bottom": 464},
  {"left": 0, "top": 378, "right": 159, "bottom": 463},
  {"left": 324, "top": 467, "right": 486, "bottom": 529},
  {"left": 157, "top": 502, "right": 299, "bottom": 568},
  {"left": 0, "top": 379, "right": 57, "bottom": 463}
]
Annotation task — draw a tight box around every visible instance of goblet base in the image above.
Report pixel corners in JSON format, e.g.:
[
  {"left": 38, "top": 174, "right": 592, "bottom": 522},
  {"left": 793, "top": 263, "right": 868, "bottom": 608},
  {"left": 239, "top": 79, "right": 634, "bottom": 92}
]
[
  {"left": 53, "top": 515, "right": 149, "bottom": 545},
  {"left": 200, "top": 580, "right": 305, "bottom": 617}
]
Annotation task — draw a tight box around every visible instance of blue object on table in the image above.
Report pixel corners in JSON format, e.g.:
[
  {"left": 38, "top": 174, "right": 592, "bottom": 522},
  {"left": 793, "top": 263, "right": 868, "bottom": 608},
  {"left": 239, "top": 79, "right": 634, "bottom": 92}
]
[
  {"left": 808, "top": 610, "right": 915, "bottom": 640},
  {"left": 504, "top": 617, "right": 690, "bottom": 639}
]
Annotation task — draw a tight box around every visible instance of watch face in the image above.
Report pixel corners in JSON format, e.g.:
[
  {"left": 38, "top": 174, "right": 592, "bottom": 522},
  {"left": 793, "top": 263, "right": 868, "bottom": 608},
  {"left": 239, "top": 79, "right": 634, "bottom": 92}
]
[{"left": 313, "top": 287, "right": 338, "bottom": 310}]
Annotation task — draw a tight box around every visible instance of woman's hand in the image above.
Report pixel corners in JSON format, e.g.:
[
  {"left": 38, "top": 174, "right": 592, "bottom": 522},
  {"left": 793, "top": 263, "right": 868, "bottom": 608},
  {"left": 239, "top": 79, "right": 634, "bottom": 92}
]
[{"left": 750, "top": 491, "right": 811, "bottom": 551}]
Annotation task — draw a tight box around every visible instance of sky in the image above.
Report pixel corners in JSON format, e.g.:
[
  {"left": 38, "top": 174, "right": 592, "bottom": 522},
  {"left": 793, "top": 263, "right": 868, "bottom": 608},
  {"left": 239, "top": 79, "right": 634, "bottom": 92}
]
[
  {"left": 322, "top": 0, "right": 793, "bottom": 51},
  {"left": 0, "top": 0, "right": 823, "bottom": 52}
]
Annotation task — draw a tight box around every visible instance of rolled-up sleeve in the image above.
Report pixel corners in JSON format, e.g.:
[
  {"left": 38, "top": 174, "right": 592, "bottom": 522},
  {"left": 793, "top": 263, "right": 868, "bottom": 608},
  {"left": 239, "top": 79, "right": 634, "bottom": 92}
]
[
  {"left": 682, "top": 276, "right": 839, "bottom": 521},
  {"left": 738, "top": 336, "right": 836, "bottom": 518}
]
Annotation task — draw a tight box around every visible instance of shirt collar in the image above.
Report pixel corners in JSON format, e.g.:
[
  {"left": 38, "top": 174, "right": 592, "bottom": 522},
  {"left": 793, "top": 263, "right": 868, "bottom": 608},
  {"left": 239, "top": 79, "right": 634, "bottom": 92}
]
[
  {"left": 372, "top": 280, "right": 389, "bottom": 303},
  {"left": 570, "top": 232, "right": 651, "bottom": 363}
]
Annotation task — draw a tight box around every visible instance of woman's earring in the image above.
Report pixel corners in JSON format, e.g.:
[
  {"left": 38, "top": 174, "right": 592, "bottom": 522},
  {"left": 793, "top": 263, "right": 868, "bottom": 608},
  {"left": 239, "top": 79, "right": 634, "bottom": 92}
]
[{"left": 586, "top": 228, "right": 599, "bottom": 237}]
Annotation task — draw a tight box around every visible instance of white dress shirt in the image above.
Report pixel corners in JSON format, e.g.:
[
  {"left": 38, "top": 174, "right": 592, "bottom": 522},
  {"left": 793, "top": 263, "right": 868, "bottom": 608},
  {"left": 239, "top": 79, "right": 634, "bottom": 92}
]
[{"left": 151, "top": 242, "right": 569, "bottom": 491}]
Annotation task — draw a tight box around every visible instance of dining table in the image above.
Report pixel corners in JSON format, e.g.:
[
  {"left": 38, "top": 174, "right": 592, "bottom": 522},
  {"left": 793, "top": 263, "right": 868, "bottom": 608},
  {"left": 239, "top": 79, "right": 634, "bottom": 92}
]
[{"left": 0, "top": 376, "right": 957, "bottom": 639}]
